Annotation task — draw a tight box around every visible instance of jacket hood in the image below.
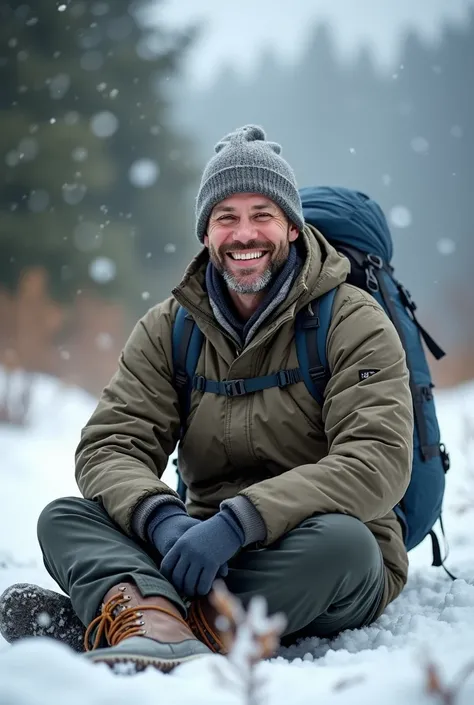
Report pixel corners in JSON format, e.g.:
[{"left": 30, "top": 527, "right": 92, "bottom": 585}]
[{"left": 298, "top": 224, "right": 350, "bottom": 303}]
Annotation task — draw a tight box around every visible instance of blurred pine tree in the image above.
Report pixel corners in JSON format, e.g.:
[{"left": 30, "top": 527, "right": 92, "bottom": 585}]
[{"left": 0, "top": 0, "right": 198, "bottom": 313}]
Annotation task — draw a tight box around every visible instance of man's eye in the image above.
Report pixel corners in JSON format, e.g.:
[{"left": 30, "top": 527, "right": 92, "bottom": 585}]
[
  {"left": 219, "top": 215, "right": 235, "bottom": 222},
  {"left": 255, "top": 212, "right": 272, "bottom": 219}
]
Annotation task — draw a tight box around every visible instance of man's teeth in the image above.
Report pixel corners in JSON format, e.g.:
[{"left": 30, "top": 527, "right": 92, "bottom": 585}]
[{"left": 230, "top": 251, "right": 265, "bottom": 260}]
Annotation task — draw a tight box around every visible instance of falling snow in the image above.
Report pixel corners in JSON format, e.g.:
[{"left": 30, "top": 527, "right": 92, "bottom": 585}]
[
  {"left": 89, "top": 111, "right": 119, "bottom": 138},
  {"left": 450, "top": 125, "right": 463, "bottom": 138},
  {"left": 437, "top": 238, "right": 456, "bottom": 256},
  {"left": 389, "top": 205, "right": 412, "bottom": 229},
  {"left": 62, "top": 183, "right": 87, "bottom": 206},
  {"left": 410, "top": 136, "right": 429, "bottom": 154},
  {"left": 88, "top": 256, "right": 116, "bottom": 284},
  {"left": 36, "top": 612, "right": 51, "bottom": 629},
  {"left": 71, "top": 147, "right": 88, "bottom": 163},
  {"left": 128, "top": 158, "right": 160, "bottom": 188},
  {"left": 95, "top": 332, "right": 114, "bottom": 351}
]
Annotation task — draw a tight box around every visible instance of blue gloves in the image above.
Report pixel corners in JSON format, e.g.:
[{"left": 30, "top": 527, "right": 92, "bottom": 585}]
[
  {"left": 147, "top": 503, "right": 201, "bottom": 558},
  {"left": 160, "top": 509, "right": 245, "bottom": 597}
]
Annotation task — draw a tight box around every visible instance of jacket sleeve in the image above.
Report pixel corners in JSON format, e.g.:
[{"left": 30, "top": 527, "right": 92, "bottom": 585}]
[
  {"left": 240, "top": 288, "right": 414, "bottom": 545},
  {"left": 75, "top": 299, "right": 183, "bottom": 535}
]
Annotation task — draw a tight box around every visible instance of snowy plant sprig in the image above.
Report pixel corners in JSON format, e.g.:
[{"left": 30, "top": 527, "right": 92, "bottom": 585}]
[
  {"left": 208, "top": 580, "right": 287, "bottom": 704},
  {"left": 210, "top": 579, "right": 287, "bottom": 666},
  {"left": 424, "top": 657, "right": 474, "bottom": 705}
]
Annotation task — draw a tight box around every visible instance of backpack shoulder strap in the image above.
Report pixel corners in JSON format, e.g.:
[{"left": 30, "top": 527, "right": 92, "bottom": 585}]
[
  {"left": 295, "top": 288, "right": 337, "bottom": 407},
  {"left": 172, "top": 305, "right": 204, "bottom": 432}
]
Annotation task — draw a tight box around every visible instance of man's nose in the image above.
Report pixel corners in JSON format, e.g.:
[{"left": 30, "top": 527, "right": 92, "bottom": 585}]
[{"left": 232, "top": 218, "right": 256, "bottom": 243}]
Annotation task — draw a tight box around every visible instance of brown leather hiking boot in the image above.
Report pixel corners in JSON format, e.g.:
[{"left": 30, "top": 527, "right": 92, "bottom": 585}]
[
  {"left": 187, "top": 595, "right": 233, "bottom": 655},
  {"left": 83, "top": 582, "right": 212, "bottom": 672}
]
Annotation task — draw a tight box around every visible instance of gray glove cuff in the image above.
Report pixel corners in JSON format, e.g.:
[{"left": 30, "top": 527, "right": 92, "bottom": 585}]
[
  {"left": 220, "top": 495, "right": 267, "bottom": 546},
  {"left": 132, "top": 494, "right": 186, "bottom": 541}
]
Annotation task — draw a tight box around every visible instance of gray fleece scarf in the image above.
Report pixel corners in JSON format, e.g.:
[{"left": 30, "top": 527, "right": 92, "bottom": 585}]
[{"left": 206, "top": 244, "right": 301, "bottom": 347}]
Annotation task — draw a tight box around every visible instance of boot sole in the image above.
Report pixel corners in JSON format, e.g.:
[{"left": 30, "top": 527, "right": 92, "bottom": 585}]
[
  {"left": 0, "top": 583, "right": 84, "bottom": 652},
  {"left": 86, "top": 649, "right": 207, "bottom": 673}
]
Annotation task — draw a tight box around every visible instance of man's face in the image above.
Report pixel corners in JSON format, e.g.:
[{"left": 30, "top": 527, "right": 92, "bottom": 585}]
[{"left": 204, "top": 193, "right": 299, "bottom": 294}]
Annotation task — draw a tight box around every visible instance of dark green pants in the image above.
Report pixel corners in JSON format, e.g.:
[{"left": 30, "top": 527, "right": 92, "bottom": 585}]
[{"left": 37, "top": 497, "right": 385, "bottom": 642}]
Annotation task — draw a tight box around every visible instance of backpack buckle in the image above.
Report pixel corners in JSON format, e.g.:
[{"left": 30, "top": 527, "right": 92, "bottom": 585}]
[
  {"left": 301, "top": 303, "right": 320, "bottom": 328},
  {"left": 365, "top": 266, "right": 379, "bottom": 292},
  {"left": 193, "top": 375, "right": 206, "bottom": 392},
  {"left": 277, "top": 370, "right": 291, "bottom": 387},
  {"left": 277, "top": 369, "right": 300, "bottom": 387},
  {"left": 308, "top": 365, "right": 327, "bottom": 382},
  {"left": 174, "top": 370, "right": 188, "bottom": 389},
  {"left": 422, "top": 384, "right": 434, "bottom": 402},
  {"left": 398, "top": 284, "right": 417, "bottom": 312},
  {"left": 224, "top": 379, "right": 246, "bottom": 397},
  {"left": 440, "top": 443, "right": 450, "bottom": 472},
  {"left": 366, "top": 253, "right": 383, "bottom": 269}
]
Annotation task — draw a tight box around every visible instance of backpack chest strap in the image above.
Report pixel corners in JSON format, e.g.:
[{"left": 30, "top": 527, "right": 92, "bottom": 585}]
[{"left": 192, "top": 367, "right": 303, "bottom": 397}]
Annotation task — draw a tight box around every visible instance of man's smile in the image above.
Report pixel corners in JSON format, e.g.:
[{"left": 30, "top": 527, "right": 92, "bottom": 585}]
[{"left": 225, "top": 250, "right": 270, "bottom": 267}]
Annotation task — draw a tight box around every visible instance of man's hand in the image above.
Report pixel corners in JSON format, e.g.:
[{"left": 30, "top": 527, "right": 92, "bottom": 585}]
[
  {"left": 147, "top": 503, "right": 201, "bottom": 558},
  {"left": 160, "top": 510, "right": 245, "bottom": 597}
]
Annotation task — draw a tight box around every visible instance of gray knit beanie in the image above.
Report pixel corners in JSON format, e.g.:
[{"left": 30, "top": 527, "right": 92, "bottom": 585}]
[{"left": 195, "top": 124, "right": 304, "bottom": 243}]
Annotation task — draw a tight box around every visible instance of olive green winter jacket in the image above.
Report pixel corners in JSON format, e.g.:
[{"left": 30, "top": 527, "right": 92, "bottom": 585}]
[{"left": 76, "top": 226, "right": 413, "bottom": 616}]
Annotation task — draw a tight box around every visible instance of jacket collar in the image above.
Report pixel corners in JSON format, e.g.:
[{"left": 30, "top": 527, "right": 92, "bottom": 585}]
[{"left": 172, "top": 225, "right": 350, "bottom": 345}]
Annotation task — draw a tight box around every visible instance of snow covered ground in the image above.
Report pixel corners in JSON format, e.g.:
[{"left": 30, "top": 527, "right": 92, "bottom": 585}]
[{"left": 1, "top": 370, "right": 474, "bottom": 704}]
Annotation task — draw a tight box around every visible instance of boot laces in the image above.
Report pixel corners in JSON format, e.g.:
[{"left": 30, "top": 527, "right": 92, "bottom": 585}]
[
  {"left": 187, "top": 599, "right": 227, "bottom": 655},
  {"left": 84, "top": 591, "right": 188, "bottom": 652}
]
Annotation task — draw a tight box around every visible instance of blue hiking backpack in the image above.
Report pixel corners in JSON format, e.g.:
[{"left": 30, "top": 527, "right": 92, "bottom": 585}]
[{"left": 172, "top": 186, "right": 450, "bottom": 568}]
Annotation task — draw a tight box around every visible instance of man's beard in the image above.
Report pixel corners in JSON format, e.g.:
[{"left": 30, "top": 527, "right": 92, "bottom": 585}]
[{"left": 209, "top": 238, "right": 291, "bottom": 294}]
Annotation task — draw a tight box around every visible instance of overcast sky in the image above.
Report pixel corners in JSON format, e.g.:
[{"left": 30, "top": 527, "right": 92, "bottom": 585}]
[{"left": 153, "top": 0, "right": 474, "bottom": 87}]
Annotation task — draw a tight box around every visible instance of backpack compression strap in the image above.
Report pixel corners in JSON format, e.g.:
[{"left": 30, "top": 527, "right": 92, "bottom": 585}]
[
  {"left": 337, "top": 245, "right": 445, "bottom": 463},
  {"left": 373, "top": 270, "right": 441, "bottom": 463},
  {"left": 338, "top": 244, "right": 445, "bottom": 361}
]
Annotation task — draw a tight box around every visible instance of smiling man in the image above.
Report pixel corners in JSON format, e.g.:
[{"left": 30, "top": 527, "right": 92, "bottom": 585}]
[
  {"left": 0, "top": 125, "right": 413, "bottom": 672},
  {"left": 207, "top": 194, "right": 298, "bottom": 297},
  {"left": 205, "top": 192, "right": 299, "bottom": 321}
]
